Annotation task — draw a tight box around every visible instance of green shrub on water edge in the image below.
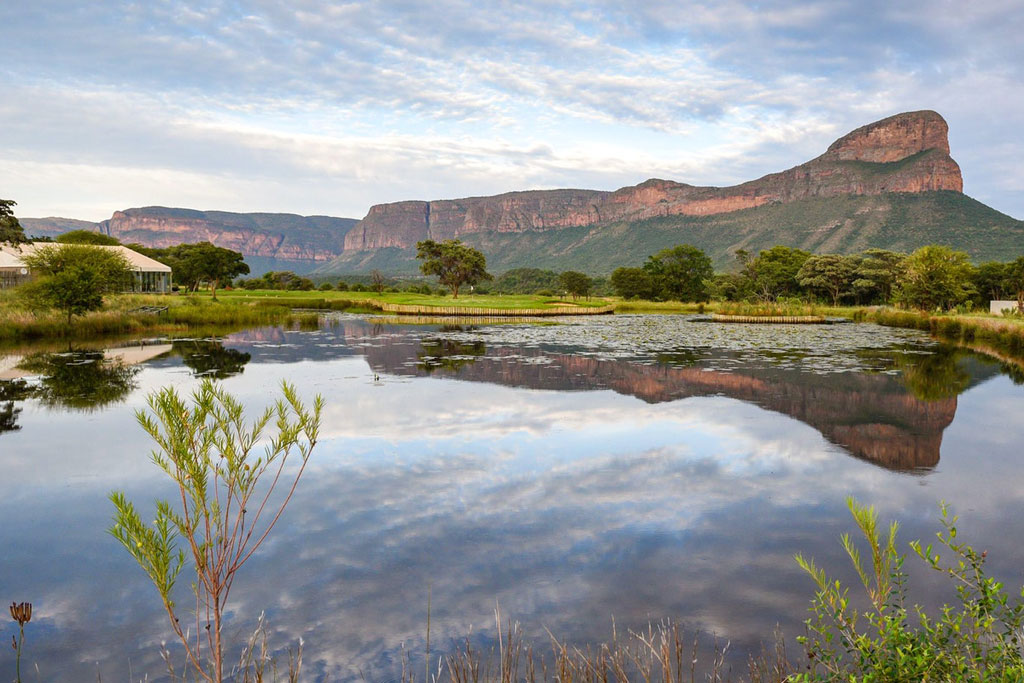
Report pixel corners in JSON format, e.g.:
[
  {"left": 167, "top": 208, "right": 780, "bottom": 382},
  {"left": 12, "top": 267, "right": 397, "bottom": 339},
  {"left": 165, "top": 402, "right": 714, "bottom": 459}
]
[{"left": 793, "top": 499, "right": 1024, "bottom": 681}]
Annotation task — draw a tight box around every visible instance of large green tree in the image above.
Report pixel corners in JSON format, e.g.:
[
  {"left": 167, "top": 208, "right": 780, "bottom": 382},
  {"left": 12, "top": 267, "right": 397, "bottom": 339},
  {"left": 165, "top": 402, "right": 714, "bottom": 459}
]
[
  {"left": 853, "top": 249, "right": 906, "bottom": 304},
  {"left": 610, "top": 267, "right": 655, "bottom": 300},
  {"left": 972, "top": 261, "right": 1011, "bottom": 306},
  {"left": 415, "top": 239, "right": 492, "bottom": 298},
  {"left": 557, "top": 270, "right": 593, "bottom": 300},
  {"left": 0, "top": 199, "right": 27, "bottom": 244},
  {"left": 165, "top": 242, "right": 249, "bottom": 298},
  {"left": 896, "top": 245, "right": 975, "bottom": 311},
  {"left": 20, "top": 244, "right": 133, "bottom": 324},
  {"left": 642, "top": 244, "right": 713, "bottom": 301},
  {"left": 797, "top": 254, "right": 858, "bottom": 306},
  {"left": 744, "top": 246, "right": 811, "bottom": 301}
]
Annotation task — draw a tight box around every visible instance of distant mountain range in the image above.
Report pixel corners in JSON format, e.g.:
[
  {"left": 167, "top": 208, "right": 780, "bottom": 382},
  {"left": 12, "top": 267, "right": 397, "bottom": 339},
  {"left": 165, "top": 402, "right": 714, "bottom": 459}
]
[{"left": 23, "top": 110, "right": 1024, "bottom": 274}]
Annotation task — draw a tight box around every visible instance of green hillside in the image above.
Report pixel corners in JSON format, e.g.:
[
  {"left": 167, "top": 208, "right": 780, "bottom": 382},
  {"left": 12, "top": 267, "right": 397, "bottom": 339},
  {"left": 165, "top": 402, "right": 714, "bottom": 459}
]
[{"left": 317, "top": 191, "right": 1024, "bottom": 275}]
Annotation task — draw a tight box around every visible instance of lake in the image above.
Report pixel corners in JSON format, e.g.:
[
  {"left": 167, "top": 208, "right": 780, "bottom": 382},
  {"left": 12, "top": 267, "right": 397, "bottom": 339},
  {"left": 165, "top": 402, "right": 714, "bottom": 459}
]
[{"left": 2, "top": 313, "right": 1023, "bottom": 681}]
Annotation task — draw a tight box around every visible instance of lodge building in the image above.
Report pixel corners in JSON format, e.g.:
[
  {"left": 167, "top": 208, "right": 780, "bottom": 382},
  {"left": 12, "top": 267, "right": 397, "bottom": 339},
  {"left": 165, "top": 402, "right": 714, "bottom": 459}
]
[{"left": 0, "top": 243, "right": 172, "bottom": 292}]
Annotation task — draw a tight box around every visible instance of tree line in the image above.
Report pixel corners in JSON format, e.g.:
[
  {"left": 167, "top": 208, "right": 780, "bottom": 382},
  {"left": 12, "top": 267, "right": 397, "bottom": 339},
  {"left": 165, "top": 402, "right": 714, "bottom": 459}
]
[{"left": 609, "top": 243, "right": 1024, "bottom": 312}]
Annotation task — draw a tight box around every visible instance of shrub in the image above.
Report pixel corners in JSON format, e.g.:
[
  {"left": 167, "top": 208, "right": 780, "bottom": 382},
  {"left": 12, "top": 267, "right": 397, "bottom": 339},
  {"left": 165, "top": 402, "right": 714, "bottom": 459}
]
[{"left": 793, "top": 499, "right": 1024, "bottom": 681}]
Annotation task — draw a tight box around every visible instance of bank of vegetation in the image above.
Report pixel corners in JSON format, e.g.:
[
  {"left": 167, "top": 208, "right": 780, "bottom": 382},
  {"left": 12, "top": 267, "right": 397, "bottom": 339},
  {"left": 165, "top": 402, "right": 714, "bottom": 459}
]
[{"left": 0, "top": 290, "right": 317, "bottom": 342}]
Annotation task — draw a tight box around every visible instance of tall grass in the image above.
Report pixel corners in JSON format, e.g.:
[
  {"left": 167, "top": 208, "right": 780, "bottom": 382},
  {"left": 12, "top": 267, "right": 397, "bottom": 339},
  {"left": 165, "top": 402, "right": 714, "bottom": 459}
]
[
  {"left": 0, "top": 293, "right": 318, "bottom": 342},
  {"left": 716, "top": 301, "right": 824, "bottom": 318},
  {"left": 402, "top": 619, "right": 791, "bottom": 683},
  {"left": 857, "top": 307, "right": 1024, "bottom": 359}
]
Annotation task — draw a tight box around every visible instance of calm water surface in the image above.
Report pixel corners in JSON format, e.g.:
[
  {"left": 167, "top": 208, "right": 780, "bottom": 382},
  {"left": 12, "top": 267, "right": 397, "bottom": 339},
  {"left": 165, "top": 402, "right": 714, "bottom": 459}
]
[{"left": 1, "top": 313, "right": 1023, "bottom": 681}]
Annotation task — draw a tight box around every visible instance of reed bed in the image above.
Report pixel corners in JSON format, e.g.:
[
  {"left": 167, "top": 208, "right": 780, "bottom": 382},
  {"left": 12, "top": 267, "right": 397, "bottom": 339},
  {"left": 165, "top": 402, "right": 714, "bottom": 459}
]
[
  {"left": 0, "top": 293, "right": 318, "bottom": 341},
  {"left": 716, "top": 302, "right": 824, "bottom": 318},
  {"left": 402, "top": 620, "right": 792, "bottom": 683},
  {"left": 856, "top": 307, "right": 1024, "bottom": 359}
]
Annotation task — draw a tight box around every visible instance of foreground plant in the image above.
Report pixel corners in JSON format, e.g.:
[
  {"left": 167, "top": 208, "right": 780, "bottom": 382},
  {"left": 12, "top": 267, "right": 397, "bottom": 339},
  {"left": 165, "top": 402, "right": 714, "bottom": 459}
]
[
  {"left": 9, "top": 601, "right": 31, "bottom": 683},
  {"left": 110, "top": 379, "right": 322, "bottom": 682},
  {"left": 794, "top": 498, "right": 1024, "bottom": 681}
]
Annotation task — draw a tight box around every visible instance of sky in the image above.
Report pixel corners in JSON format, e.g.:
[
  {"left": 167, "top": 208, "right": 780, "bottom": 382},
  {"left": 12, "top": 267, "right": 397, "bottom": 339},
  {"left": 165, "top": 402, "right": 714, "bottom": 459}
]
[{"left": 1, "top": 0, "right": 1022, "bottom": 222}]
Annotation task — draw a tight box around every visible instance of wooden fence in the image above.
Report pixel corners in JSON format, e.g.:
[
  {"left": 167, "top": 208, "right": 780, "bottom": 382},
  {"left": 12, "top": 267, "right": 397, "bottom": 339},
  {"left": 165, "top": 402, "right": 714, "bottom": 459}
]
[
  {"left": 710, "top": 314, "right": 827, "bottom": 324},
  {"left": 377, "top": 302, "right": 615, "bottom": 317}
]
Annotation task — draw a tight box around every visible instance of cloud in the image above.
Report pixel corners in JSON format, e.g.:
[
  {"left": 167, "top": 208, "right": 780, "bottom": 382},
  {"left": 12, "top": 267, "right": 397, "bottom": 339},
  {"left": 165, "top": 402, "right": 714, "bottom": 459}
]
[{"left": 0, "top": 0, "right": 1021, "bottom": 219}]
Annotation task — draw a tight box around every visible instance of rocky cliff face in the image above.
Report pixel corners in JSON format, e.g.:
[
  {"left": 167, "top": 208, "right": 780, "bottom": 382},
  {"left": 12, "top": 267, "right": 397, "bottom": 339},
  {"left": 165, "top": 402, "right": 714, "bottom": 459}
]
[
  {"left": 345, "top": 110, "right": 963, "bottom": 251},
  {"left": 99, "top": 208, "right": 357, "bottom": 263}
]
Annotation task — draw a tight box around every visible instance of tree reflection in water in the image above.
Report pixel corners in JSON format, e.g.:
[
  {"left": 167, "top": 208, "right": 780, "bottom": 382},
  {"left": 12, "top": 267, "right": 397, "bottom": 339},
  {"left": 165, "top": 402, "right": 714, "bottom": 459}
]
[
  {"left": 16, "top": 351, "right": 140, "bottom": 411},
  {"left": 896, "top": 347, "right": 972, "bottom": 401},
  {"left": 417, "top": 338, "right": 487, "bottom": 374},
  {"left": 172, "top": 340, "right": 252, "bottom": 379},
  {"left": 0, "top": 379, "right": 33, "bottom": 434}
]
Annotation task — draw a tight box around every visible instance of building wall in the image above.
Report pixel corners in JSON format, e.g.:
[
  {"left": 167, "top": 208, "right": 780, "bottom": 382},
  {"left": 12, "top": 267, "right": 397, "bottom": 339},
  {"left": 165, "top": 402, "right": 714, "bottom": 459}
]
[
  {"left": 0, "top": 268, "right": 31, "bottom": 290},
  {"left": 990, "top": 300, "right": 1022, "bottom": 314}
]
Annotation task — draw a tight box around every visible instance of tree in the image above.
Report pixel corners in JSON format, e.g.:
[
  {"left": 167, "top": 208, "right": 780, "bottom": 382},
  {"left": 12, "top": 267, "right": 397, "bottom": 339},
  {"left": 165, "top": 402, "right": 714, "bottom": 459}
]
[
  {"left": 20, "top": 244, "right": 133, "bottom": 325},
  {"left": 493, "top": 268, "right": 560, "bottom": 294},
  {"left": 896, "top": 245, "right": 975, "bottom": 311},
  {"left": 370, "top": 269, "right": 386, "bottom": 295},
  {"left": 557, "top": 271, "right": 592, "bottom": 300},
  {"left": 166, "top": 242, "right": 249, "bottom": 298},
  {"left": 610, "top": 267, "right": 655, "bottom": 300},
  {"left": 415, "top": 239, "right": 492, "bottom": 298},
  {"left": 0, "top": 199, "right": 27, "bottom": 244},
  {"left": 797, "top": 254, "right": 858, "bottom": 306},
  {"left": 642, "top": 244, "right": 714, "bottom": 301},
  {"left": 970, "top": 261, "right": 1010, "bottom": 308},
  {"left": 744, "top": 246, "right": 811, "bottom": 301},
  {"left": 56, "top": 229, "right": 121, "bottom": 245},
  {"left": 853, "top": 249, "right": 906, "bottom": 304},
  {"left": 1007, "top": 257, "right": 1024, "bottom": 312},
  {"left": 110, "top": 380, "right": 321, "bottom": 682}
]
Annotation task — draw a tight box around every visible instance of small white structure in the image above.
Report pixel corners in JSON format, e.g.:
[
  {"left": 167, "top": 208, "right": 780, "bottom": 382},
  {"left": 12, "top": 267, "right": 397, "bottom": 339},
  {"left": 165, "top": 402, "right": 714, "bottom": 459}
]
[
  {"left": 0, "top": 243, "right": 172, "bottom": 293},
  {"left": 0, "top": 249, "right": 31, "bottom": 289},
  {"left": 991, "top": 300, "right": 1022, "bottom": 315}
]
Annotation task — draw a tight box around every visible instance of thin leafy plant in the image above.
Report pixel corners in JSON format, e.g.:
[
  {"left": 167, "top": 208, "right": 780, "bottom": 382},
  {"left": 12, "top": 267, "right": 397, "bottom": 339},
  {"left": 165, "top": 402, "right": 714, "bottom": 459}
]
[
  {"left": 109, "top": 379, "right": 322, "bottom": 682},
  {"left": 793, "top": 498, "right": 1024, "bottom": 681}
]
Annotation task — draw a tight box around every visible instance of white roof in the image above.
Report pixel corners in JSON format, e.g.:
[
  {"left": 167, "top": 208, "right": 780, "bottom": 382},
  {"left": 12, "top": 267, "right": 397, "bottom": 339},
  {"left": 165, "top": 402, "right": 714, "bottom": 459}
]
[
  {"left": 0, "top": 243, "right": 171, "bottom": 273},
  {"left": 0, "top": 250, "right": 26, "bottom": 269}
]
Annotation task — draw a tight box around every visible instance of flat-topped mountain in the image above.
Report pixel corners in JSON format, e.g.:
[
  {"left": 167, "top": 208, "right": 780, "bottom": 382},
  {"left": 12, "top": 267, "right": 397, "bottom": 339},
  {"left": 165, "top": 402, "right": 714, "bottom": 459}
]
[
  {"left": 325, "top": 109, "right": 1021, "bottom": 273},
  {"left": 23, "top": 111, "right": 1024, "bottom": 273},
  {"left": 344, "top": 111, "right": 964, "bottom": 253}
]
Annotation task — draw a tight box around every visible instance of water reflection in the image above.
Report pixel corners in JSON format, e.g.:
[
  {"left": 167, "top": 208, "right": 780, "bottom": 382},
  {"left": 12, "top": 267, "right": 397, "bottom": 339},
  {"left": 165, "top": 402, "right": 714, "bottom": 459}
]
[
  {"left": 343, "top": 325, "right": 994, "bottom": 472},
  {"left": 16, "top": 351, "right": 141, "bottom": 411},
  {"left": 172, "top": 339, "right": 252, "bottom": 378},
  {"left": 0, "top": 379, "right": 32, "bottom": 433},
  {"left": 1, "top": 314, "right": 1023, "bottom": 681}
]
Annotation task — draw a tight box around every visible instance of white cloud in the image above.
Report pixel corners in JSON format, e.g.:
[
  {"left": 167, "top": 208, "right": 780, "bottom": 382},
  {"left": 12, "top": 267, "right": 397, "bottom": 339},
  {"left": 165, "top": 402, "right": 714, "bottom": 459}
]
[{"left": 0, "top": 0, "right": 1021, "bottom": 219}]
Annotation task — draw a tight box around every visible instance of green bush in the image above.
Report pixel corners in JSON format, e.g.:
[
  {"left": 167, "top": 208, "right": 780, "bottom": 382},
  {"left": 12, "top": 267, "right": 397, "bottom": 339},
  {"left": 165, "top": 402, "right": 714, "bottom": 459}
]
[{"left": 793, "top": 499, "right": 1024, "bottom": 681}]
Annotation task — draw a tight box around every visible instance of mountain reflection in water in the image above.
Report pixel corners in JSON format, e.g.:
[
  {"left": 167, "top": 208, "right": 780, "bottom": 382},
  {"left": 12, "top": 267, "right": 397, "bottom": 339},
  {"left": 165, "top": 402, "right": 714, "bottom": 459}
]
[{"left": 272, "top": 317, "right": 990, "bottom": 472}]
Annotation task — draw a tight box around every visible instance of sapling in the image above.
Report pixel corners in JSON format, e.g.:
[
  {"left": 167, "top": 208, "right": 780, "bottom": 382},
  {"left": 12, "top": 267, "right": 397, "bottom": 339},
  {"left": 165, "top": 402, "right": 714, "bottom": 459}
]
[{"left": 110, "top": 379, "right": 322, "bottom": 682}]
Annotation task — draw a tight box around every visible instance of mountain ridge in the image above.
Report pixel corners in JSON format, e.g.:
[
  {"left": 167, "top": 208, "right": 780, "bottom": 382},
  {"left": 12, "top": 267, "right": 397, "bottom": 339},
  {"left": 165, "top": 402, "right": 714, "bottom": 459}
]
[{"left": 21, "top": 110, "right": 1024, "bottom": 274}]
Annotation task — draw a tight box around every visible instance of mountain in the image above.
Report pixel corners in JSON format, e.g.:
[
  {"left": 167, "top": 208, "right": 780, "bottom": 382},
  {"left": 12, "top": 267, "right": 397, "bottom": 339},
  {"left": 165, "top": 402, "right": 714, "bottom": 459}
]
[
  {"left": 321, "top": 110, "right": 1024, "bottom": 273},
  {"left": 20, "top": 217, "right": 102, "bottom": 239},
  {"left": 21, "top": 111, "right": 1024, "bottom": 274},
  {"left": 21, "top": 209, "right": 358, "bottom": 274}
]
